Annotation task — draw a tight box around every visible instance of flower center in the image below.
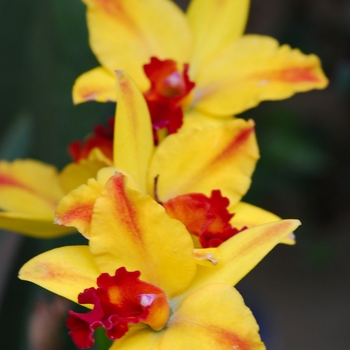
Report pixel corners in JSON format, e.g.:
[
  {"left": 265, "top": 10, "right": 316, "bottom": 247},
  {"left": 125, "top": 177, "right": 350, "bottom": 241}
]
[
  {"left": 163, "top": 189, "right": 247, "bottom": 248},
  {"left": 68, "top": 58, "right": 195, "bottom": 155},
  {"left": 143, "top": 57, "right": 195, "bottom": 141},
  {"left": 66, "top": 267, "right": 170, "bottom": 348}
]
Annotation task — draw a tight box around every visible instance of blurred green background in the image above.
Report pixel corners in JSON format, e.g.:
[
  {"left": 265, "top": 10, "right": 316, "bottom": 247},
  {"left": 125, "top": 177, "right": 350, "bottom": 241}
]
[{"left": 1, "top": 0, "right": 350, "bottom": 349}]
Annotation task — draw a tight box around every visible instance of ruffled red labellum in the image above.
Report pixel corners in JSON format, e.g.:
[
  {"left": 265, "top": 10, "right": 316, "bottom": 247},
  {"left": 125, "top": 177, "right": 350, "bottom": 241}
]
[
  {"left": 67, "top": 267, "right": 169, "bottom": 349},
  {"left": 163, "top": 190, "right": 246, "bottom": 248},
  {"left": 68, "top": 118, "right": 114, "bottom": 162},
  {"left": 143, "top": 57, "right": 195, "bottom": 138}
]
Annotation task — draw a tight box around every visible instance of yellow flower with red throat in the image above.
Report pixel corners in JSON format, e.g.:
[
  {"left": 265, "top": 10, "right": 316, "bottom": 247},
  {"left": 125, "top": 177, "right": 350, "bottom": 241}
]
[
  {"left": 0, "top": 70, "right": 282, "bottom": 244},
  {"left": 0, "top": 69, "right": 261, "bottom": 240},
  {"left": 73, "top": 0, "right": 328, "bottom": 133},
  {"left": 57, "top": 71, "right": 288, "bottom": 248},
  {"left": 19, "top": 169, "right": 300, "bottom": 349}
]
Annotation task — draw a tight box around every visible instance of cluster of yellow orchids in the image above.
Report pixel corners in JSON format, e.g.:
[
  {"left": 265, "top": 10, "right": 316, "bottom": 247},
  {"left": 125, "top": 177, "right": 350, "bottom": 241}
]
[{"left": 1, "top": 0, "right": 328, "bottom": 349}]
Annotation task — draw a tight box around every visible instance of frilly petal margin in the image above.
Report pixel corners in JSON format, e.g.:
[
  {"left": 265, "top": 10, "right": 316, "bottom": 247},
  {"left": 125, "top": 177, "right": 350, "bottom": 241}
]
[
  {"left": 18, "top": 246, "right": 100, "bottom": 304},
  {"left": 55, "top": 177, "right": 104, "bottom": 238},
  {"left": 148, "top": 118, "right": 259, "bottom": 205},
  {"left": 194, "top": 35, "right": 328, "bottom": 116}
]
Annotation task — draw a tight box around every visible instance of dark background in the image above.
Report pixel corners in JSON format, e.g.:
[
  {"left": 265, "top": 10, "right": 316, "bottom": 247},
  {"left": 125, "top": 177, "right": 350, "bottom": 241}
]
[{"left": 1, "top": 0, "right": 349, "bottom": 349}]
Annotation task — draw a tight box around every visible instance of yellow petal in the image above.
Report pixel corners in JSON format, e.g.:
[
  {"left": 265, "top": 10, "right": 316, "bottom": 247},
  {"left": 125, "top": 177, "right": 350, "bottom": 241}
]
[
  {"left": 229, "top": 201, "right": 280, "bottom": 228},
  {"left": 55, "top": 177, "right": 104, "bottom": 238},
  {"left": 19, "top": 246, "right": 100, "bottom": 304},
  {"left": 165, "top": 284, "right": 264, "bottom": 350},
  {"left": 89, "top": 174, "right": 196, "bottom": 297},
  {"left": 83, "top": 0, "right": 192, "bottom": 91},
  {"left": 0, "top": 212, "right": 74, "bottom": 238},
  {"left": 113, "top": 71, "right": 154, "bottom": 194},
  {"left": 113, "top": 284, "right": 264, "bottom": 350},
  {"left": 189, "top": 220, "right": 301, "bottom": 290},
  {"left": 194, "top": 35, "right": 328, "bottom": 116},
  {"left": 187, "top": 0, "right": 249, "bottom": 73},
  {"left": 229, "top": 201, "right": 295, "bottom": 245},
  {"left": 72, "top": 67, "right": 116, "bottom": 104},
  {"left": 59, "top": 157, "right": 108, "bottom": 194},
  {"left": 0, "top": 160, "right": 64, "bottom": 216},
  {"left": 110, "top": 326, "right": 160, "bottom": 350},
  {"left": 148, "top": 119, "right": 259, "bottom": 204},
  {"left": 182, "top": 109, "right": 233, "bottom": 130}
]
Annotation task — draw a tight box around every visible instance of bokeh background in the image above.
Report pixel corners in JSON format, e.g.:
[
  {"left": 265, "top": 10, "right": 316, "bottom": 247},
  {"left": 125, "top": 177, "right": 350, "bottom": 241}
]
[{"left": 1, "top": 0, "right": 349, "bottom": 349}]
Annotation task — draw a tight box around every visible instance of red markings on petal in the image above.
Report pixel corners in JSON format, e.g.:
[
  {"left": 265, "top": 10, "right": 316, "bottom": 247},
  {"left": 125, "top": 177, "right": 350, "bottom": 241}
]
[
  {"left": 0, "top": 174, "right": 27, "bottom": 189},
  {"left": 163, "top": 190, "right": 246, "bottom": 248},
  {"left": 107, "top": 174, "right": 144, "bottom": 245},
  {"left": 95, "top": 0, "right": 127, "bottom": 18},
  {"left": 67, "top": 267, "right": 169, "bottom": 348},
  {"left": 68, "top": 118, "right": 114, "bottom": 162},
  {"left": 212, "top": 126, "right": 255, "bottom": 166},
  {"left": 260, "top": 66, "right": 322, "bottom": 83},
  {"left": 143, "top": 57, "right": 195, "bottom": 139},
  {"left": 55, "top": 202, "right": 94, "bottom": 228},
  {"left": 207, "top": 325, "right": 253, "bottom": 350},
  {"left": 0, "top": 173, "right": 59, "bottom": 209}
]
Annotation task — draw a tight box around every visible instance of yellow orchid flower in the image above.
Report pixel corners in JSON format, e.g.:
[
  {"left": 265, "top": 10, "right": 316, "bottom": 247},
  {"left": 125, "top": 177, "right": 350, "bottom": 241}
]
[
  {"left": 73, "top": 0, "right": 328, "bottom": 132},
  {"left": 1, "top": 70, "right": 279, "bottom": 243},
  {"left": 19, "top": 171, "right": 301, "bottom": 349},
  {"left": 0, "top": 152, "right": 108, "bottom": 238},
  {"left": 57, "top": 71, "right": 287, "bottom": 247}
]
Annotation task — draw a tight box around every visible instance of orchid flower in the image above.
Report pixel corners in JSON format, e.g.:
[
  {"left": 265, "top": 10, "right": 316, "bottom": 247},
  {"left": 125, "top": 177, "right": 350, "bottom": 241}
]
[
  {"left": 57, "top": 71, "right": 289, "bottom": 248},
  {"left": 0, "top": 70, "right": 264, "bottom": 240},
  {"left": 0, "top": 150, "right": 109, "bottom": 237},
  {"left": 19, "top": 170, "right": 300, "bottom": 349},
  {"left": 73, "top": 0, "right": 328, "bottom": 132},
  {"left": 1, "top": 70, "right": 282, "bottom": 244}
]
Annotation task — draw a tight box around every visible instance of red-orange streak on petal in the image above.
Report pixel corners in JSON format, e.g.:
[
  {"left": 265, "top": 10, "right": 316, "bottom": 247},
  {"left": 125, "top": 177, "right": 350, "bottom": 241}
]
[
  {"left": 56, "top": 203, "right": 94, "bottom": 227},
  {"left": 171, "top": 319, "right": 253, "bottom": 350},
  {"left": 97, "top": 0, "right": 124, "bottom": 16},
  {"left": 0, "top": 174, "right": 59, "bottom": 208},
  {"left": 259, "top": 67, "right": 321, "bottom": 83},
  {"left": 210, "top": 127, "right": 255, "bottom": 167},
  {"left": 0, "top": 174, "right": 28, "bottom": 189},
  {"left": 80, "top": 88, "right": 99, "bottom": 102},
  {"left": 209, "top": 325, "right": 252, "bottom": 350},
  {"left": 109, "top": 175, "right": 144, "bottom": 246},
  {"left": 231, "top": 221, "right": 295, "bottom": 259},
  {"left": 26, "top": 260, "right": 96, "bottom": 287}
]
